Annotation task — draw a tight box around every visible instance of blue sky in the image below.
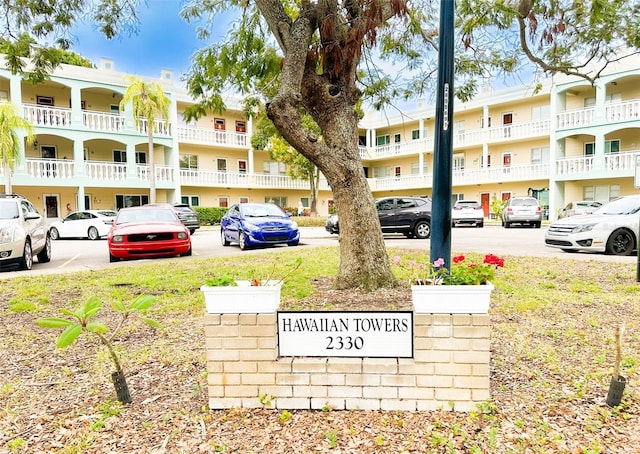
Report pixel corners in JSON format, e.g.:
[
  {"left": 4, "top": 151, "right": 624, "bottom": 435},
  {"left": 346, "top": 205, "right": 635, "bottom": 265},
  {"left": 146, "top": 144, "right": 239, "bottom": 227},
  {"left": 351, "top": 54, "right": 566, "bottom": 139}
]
[{"left": 70, "top": 1, "right": 210, "bottom": 83}]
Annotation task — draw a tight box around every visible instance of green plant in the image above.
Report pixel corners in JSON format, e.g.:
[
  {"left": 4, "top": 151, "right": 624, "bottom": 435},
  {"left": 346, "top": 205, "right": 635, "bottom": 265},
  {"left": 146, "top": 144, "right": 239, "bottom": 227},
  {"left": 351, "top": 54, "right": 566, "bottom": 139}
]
[
  {"left": 392, "top": 253, "right": 505, "bottom": 285},
  {"left": 206, "top": 257, "right": 303, "bottom": 287},
  {"left": 279, "top": 409, "right": 292, "bottom": 424},
  {"left": 35, "top": 294, "right": 160, "bottom": 403},
  {"left": 325, "top": 429, "right": 338, "bottom": 448}
]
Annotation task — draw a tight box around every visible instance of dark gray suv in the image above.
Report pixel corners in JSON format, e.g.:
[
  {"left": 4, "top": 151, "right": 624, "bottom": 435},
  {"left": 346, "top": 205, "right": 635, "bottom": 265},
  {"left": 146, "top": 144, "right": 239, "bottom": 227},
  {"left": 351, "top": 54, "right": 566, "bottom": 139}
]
[
  {"left": 325, "top": 196, "right": 432, "bottom": 238},
  {"left": 146, "top": 203, "right": 200, "bottom": 234}
]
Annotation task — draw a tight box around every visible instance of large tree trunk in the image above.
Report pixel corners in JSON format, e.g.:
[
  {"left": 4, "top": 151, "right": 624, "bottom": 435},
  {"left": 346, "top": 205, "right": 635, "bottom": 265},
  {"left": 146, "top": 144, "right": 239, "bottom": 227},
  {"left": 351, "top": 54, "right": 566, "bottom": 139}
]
[{"left": 267, "top": 81, "right": 396, "bottom": 290}]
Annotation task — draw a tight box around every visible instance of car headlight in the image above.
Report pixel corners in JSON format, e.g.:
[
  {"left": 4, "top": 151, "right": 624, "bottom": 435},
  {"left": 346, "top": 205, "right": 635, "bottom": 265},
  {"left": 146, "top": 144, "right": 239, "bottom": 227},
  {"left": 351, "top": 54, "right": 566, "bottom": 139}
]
[
  {"left": 291, "top": 221, "right": 299, "bottom": 229},
  {"left": 177, "top": 232, "right": 188, "bottom": 239},
  {"left": 111, "top": 235, "right": 124, "bottom": 243},
  {"left": 572, "top": 224, "right": 596, "bottom": 233},
  {"left": 243, "top": 222, "right": 259, "bottom": 232},
  {"left": 0, "top": 226, "right": 16, "bottom": 244}
]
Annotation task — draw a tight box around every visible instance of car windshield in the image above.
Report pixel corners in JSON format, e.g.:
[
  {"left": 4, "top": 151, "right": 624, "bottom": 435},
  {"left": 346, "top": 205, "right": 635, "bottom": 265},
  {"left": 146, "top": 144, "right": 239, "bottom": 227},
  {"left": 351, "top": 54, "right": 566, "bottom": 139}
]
[
  {"left": 241, "top": 204, "right": 286, "bottom": 217},
  {"left": 595, "top": 197, "right": 640, "bottom": 215},
  {"left": 116, "top": 208, "right": 178, "bottom": 224},
  {"left": 0, "top": 203, "right": 19, "bottom": 219},
  {"left": 511, "top": 198, "right": 538, "bottom": 207},
  {"left": 98, "top": 210, "right": 117, "bottom": 217}
]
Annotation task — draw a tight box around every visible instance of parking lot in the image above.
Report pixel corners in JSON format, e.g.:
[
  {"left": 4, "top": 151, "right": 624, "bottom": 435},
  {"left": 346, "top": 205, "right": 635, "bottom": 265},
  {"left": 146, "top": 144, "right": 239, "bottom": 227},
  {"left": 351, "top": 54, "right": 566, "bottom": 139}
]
[{"left": 1, "top": 224, "right": 636, "bottom": 279}]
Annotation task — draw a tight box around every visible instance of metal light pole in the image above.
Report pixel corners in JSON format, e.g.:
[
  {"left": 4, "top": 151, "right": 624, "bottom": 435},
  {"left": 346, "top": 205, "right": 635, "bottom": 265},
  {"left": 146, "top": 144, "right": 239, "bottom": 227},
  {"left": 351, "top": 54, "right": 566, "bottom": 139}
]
[{"left": 430, "top": 0, "right": 455, "bottom": 269}]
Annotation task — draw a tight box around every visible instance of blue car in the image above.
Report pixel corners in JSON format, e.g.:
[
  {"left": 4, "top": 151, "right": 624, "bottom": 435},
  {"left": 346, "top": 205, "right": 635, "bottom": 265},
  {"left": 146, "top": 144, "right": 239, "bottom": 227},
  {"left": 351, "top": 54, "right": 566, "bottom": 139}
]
[{"left": 220, "top": 203, "right": 300, "bottom": 250}]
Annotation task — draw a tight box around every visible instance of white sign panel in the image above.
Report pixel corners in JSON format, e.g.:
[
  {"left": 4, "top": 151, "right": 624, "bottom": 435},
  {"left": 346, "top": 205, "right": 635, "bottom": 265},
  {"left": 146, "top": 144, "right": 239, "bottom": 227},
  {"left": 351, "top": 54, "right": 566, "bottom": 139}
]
[{"left": 277, "top": 311, "right": 413, "bottom": 358}]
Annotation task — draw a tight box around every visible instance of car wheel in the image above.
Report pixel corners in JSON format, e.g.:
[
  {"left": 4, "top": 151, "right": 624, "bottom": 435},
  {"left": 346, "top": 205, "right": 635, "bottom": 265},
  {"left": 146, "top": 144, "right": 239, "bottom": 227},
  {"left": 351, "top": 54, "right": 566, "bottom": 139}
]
[
  {"left": 88, "top": 226, "right": 99, "bottom": 240},
  {"left": 239, "top": 232, "right": 248, "bottom": 250},
  {"left": 190, "top": 229, "right": 196, "bottom": 235},
  {"left": 221, "top": 230, "right": 230, "bottom": 246},
  {"left": 606, "top": 229, "right": 635, "bottom": 256},
  {"left": 534, "top": 222, "right": 541, "bottom": 229},
  {"left": 413, "top": 220, "right": 431, "bottom": 239},
  {"left": 36, "top": 235, "right": 52, "bottom": 263},
  {"left": 50, "top": 227, "right": 60, "bottom": 240},
  {"left": 109, "top": 253, "right": 119, "bottom": 263},
  {"left": 478, "top": 222, "right": 484, "bottom": 228},
  {"left": 181, "top": 247, "right": 192, "bottom": 256},
  {"left": 504, "top": 221, "right": 510, "bottom": 228},
  {"left": 288, "top": 241, "right": 299, "bottom": 247},
  {"left": 20, "top": 240, "right": 33, "bottom": 270}
]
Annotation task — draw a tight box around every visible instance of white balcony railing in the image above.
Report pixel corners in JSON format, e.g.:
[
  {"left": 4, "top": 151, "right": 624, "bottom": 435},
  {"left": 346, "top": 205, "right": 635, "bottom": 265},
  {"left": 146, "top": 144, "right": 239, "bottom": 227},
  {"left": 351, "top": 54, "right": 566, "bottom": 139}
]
[
  {"left": 137, "top": 118, "right": 171, "bottom": 137},
  {"left": 85, "top": 161, "right": 128, "bottom": 180},
  {"left": 555, "top": 156, "right": 594, "bottom": 176},
  {"left": 83, "top": 110, "right": 125, "bottom": 132},
  {"left": 23, "top": 105, "right": 71, "bottom": 128},
  {"left": 556, "top": 107, "right": 595, "bottom": 130},
  {"left": 26, "top": 159, "right": 74, "bottom": 179},
  {"left": 606, "top": 99, "right": 640, "bottom": 122},
  {"left": 555, "top": 152, "right": 640, "bottom": 177},
  {"left": 179, "top": 169, "right": 331, "bottom": 190},
  {"left": 175, "top": 126, "right": 248, "bottom": 147}
]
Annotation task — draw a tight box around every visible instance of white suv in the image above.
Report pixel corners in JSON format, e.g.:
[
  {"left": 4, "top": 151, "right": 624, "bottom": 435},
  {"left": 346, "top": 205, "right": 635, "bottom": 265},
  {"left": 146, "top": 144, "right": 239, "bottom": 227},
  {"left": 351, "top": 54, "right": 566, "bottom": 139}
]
[{"left": 0, "top": 194, "right": 51, "bottom": 271}]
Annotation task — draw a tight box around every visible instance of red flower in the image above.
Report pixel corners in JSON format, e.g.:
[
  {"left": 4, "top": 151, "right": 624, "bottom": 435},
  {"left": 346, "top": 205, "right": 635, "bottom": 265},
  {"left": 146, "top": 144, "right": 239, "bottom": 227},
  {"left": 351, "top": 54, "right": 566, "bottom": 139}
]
[{"left": 453, "top": 255, "right": 465, "bottom": 263}]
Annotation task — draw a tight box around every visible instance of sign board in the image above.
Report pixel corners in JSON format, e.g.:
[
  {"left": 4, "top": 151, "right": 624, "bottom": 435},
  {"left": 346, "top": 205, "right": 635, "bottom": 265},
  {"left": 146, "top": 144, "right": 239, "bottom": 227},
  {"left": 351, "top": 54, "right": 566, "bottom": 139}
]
[{"left": 277, "top": 311, "right": 413, "bottom": 358}]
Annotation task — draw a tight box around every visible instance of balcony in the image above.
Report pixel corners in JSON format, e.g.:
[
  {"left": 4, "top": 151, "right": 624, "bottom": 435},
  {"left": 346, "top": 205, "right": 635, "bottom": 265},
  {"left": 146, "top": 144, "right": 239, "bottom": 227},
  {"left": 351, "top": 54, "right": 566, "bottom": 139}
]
[
  {"left": 17, "top": 159, "right": 175, "bottom": 185},
  {"left": 22, "top": 104, "right": 171, "bottom": 137},
  {"left": 368, "top": 163, "right": 550, "bottom": 191},
  {"left": 555, "top": 152, "right": 640, "bottom": 179},
  {"left": 175, "top": 126, "right": 248, "bottom": 148},
  {"left": 556, "top": 98, "right": 640, "bottom": 130},
  {"left": 359, "top": 120, "right": 550, "bottom": 160},
  {"left": 180, "top": 169, "right": 331, "bottom": 190}
]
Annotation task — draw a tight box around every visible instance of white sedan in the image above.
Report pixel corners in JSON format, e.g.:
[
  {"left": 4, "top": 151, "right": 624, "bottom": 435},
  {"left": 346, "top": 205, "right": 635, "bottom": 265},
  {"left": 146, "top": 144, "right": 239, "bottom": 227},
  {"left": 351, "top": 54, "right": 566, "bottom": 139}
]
[
  {"left": 452, "top": 200, "right": 484, "bottom": 227},
  {"left": 49, "top": 210, "right": 117, "bottom": 240},
  {"left": 545, "top": 195, "right": 640, "bottom": 256}
]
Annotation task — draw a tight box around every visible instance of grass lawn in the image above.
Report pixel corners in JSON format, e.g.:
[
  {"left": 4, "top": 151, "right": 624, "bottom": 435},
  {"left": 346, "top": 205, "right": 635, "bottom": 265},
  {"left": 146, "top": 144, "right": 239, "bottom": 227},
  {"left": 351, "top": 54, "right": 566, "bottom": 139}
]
[{"left": 1, "top": 247, "right": 638, "bottom": 452}]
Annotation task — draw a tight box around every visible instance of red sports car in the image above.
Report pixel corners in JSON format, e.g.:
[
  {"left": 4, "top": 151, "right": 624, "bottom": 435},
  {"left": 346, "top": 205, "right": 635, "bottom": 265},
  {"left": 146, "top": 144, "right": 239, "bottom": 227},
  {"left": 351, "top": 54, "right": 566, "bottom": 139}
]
[{"left": 108, "top": 206, "right": 192, "bottom": 262}]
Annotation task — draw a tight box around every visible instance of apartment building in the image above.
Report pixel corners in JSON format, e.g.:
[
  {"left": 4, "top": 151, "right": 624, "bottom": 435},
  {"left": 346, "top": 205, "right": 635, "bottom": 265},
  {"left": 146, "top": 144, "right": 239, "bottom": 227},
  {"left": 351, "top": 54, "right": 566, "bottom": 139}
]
[{"left": 1, "top": 54, "right": 639, "bottom": 221}]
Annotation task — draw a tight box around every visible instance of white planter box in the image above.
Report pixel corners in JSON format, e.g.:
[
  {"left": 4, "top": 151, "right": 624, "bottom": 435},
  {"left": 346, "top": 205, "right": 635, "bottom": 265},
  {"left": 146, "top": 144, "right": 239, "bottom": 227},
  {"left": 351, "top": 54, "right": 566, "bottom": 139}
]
[
  {"left": 201, "top": 280, "right": 282, "bottom": 314},
  {"left": 411, "top": 282, "right": 494, "bottom": 314}
]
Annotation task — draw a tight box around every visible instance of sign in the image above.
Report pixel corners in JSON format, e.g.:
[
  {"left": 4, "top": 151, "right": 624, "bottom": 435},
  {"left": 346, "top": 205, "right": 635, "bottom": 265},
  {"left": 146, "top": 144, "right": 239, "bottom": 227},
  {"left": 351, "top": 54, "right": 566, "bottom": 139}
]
[{"left": 277, "top": 311, "right": 413, "bottom": 358}]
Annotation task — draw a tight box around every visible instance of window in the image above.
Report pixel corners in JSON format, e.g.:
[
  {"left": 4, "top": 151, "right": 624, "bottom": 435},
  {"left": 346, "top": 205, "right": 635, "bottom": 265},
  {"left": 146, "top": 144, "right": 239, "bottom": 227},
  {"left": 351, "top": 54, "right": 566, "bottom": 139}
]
[
  {"left": 116, "top": 195, "right": 149, "bottom": 209},
  {"left": 41, "top": 146, "right": 56, "bottom": 159},
  {"left": 453, "top": 154, "right": 465, "bottom": 170},
  {"left": 218, "top": 197, "right": 229, "bottom": 208},
  {"left": 502, "top": 113, "right": 513, "bottom": 125},
  {"left": 395, "top": 166, "right": 401, "bottom": 177},
  {"left": 36, "top": 96, "right": 54, "bottom": 106},
  {"left": 235, "top": 121, "right": 246, "bottom": 133},
  {"left": 531, "top": 147, "right": 549, "bottom": 164},
  {"left": 180, "top": 154, "right": 199, "bottom": 169},
  {"left": 584, "top": 94, "right": 621, "bottom": 107},
  {"left": 376, "top": 135, "right": 390, "bottom": 146},
  {"left": 214, "top": 118, "right": 226, "bottom": 130},
  {"left": 113, "top": 150, "right": 126, "bottom": 163},
  {"left": 239, "top": 197, "right": 249, "bottom": 204},
  {"left": 452, "top": 193, "right": 465, "bottom": 203},
  {"left": 238, "top": 160, "right": 247, "bottom": 173},
  {"left": 531, "top": 105, "right": 550, "bottom": 121},
  {"left": 135, "top": 152, "right": 146, "bottom": 164},
  {"left": 181, "top": 195, "right": 200, "bottom": 206},
  {"left": 372, "top": 166, "right": 391, "bottom": 178},
  {"left": 263, "top": 161, "right": 286, "bottom": 175},
  {"left": 300, "top": 197, "right": 310, "bottom": 207},
  {"left": 411, "top": 162, "right": 428, "bottom": 174},
  {"left": 584, "top": 185, "right": 620, "bottom": 201},
  {"left": 394, "top": 133, "right": 401, "bottom": 143},
  {"left": 584, "top": 140, "right": 620, "bottom": 155},
  {"left": 265, "top": 196, "right": 287, "bottom": 207},
  {"left": 110, "top": 104, "right": 120, "bottom": 114},
  {"left": 0, "top": 90, "right": 8, "bottom": 102},
  {"left": 411, "top": 130, "right": 420, "bottom": 140}
]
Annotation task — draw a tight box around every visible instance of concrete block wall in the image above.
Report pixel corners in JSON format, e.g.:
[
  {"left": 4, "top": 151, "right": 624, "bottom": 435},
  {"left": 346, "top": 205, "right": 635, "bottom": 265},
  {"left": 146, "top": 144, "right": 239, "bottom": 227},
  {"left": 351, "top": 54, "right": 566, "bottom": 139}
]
[{"left": 204, "top": 312, "right": 490, "bottom": 412}]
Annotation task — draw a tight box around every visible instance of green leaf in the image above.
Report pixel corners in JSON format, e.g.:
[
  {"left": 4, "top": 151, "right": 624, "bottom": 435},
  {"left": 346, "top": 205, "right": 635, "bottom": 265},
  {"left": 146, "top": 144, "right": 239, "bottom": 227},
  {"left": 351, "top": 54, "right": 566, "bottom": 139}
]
[
  {"left": 141, "top": 317, "right": 161, "bottom": 329},
  {"left": 110, "top": 299, "right": 126, "bottom": 312},
  {"left": 56, "top": 325, "right": 82, "bottom": 348},
  {"left": 129, "top": 295, "right": 156, "bottom": 312},
  {"left": 35, "top": 318, "right": 74, "bottom": 329},
  {"left": 60, "top": 308, "right": 79, "bottom": 319},
  {"left": 86, "top": 322, "right": 109, "bottom": 334},
  {"left": 82, "top": 296, "right": 103, "bottom": 319}
]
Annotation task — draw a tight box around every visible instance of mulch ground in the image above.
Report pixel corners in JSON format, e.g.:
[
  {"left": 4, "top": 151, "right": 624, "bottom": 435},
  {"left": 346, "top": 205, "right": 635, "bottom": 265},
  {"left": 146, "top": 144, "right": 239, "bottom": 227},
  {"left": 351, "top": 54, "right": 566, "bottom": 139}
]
[{"left": 1, "top": 266, "right": 639, "bottom": 453}]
